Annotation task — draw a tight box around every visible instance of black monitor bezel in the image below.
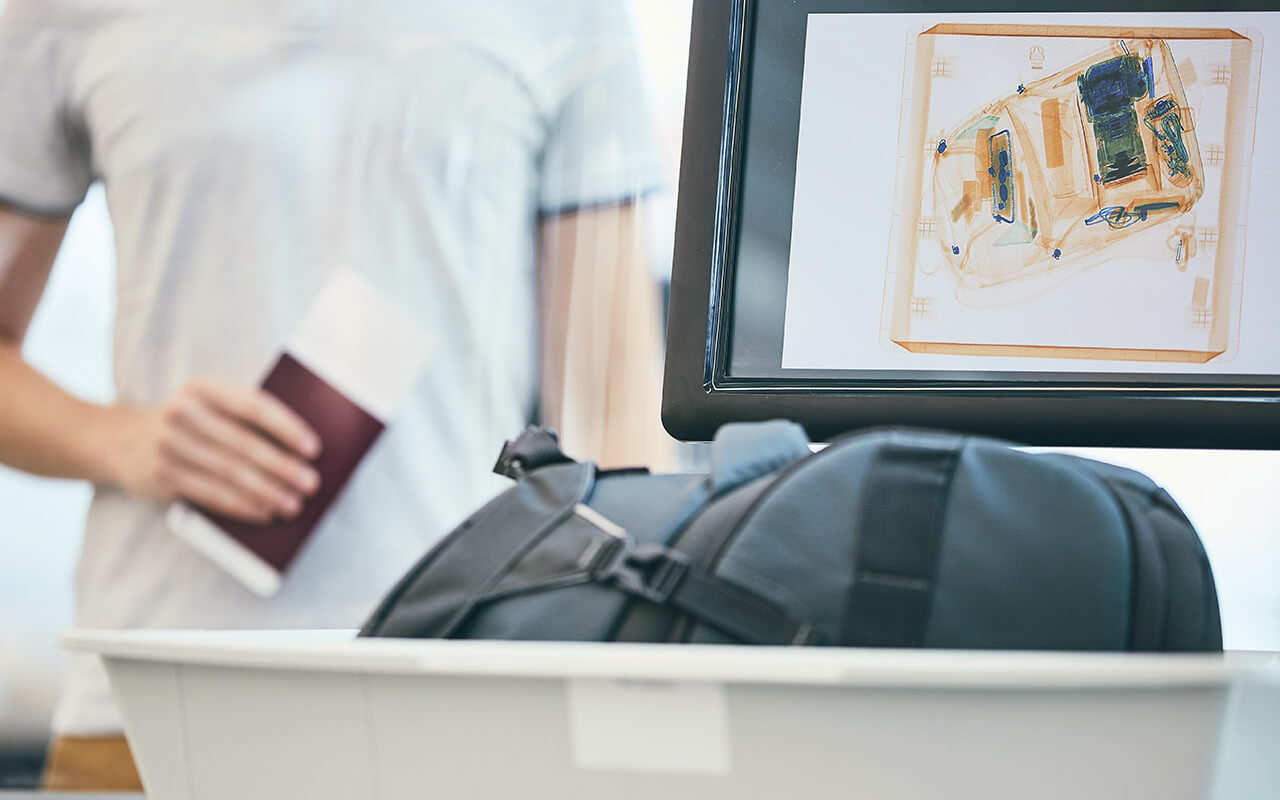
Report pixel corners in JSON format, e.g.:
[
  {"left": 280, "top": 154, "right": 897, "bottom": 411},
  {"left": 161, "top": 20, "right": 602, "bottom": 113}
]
[{"left": 662, "top": 0, "right": 1280, "bottom": 447}]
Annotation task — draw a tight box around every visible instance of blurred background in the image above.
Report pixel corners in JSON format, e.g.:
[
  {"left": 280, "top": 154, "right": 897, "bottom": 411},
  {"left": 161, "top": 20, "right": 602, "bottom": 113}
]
[{"left": 1, "top": 0, "right": 1276, "bottom": 789}]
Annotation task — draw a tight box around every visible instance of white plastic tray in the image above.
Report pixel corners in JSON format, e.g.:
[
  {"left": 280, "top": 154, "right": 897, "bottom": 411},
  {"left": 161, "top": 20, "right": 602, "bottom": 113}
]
[{"left": 62, "top": 630, "right": 1279, "bottom": 800}]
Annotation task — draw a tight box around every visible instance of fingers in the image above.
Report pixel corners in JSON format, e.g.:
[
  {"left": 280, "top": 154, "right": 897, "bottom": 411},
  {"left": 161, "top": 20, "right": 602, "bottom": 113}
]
[
  {"left": 158, "top": 426, "right": 306, "bottom": 519},
  {"left": 169, "top": 467, "right": 273, "bottom": 525},
  {"left": 156, "top": 378, "right": 324, "bottom": 524},
  {"left": 169, "top": 394, "right": 321, "bottom": 498},
  {"left": 189, "top": 378, "right": 322, "bottom": 459}
]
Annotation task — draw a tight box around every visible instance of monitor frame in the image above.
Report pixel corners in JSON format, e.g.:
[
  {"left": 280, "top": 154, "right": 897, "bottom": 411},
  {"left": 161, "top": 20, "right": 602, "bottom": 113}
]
[{"left": 662, "top": 0, "right": 1280, "bottom": 447}]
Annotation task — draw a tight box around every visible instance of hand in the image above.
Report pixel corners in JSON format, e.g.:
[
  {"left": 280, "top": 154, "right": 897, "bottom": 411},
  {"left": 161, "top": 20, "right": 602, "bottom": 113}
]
[{"left": 106, "top": 378, "right": 322, "bottom": 524}]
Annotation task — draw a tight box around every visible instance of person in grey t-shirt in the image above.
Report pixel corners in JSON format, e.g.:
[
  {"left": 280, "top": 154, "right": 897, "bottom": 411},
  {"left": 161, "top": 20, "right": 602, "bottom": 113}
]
[{"left": 0, "top": 0, "right": 672, "bottom": 790}]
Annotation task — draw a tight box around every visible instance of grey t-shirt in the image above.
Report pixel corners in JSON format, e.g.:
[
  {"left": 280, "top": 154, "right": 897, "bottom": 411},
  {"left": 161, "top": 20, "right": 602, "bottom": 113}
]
[{"left": 0, "top": 0, "right": 660, "bottom": 733}]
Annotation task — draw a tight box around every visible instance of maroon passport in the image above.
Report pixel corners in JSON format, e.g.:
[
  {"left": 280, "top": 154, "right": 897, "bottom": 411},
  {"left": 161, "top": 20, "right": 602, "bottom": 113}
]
[
  {"left": 204, "top": 354, "right": 385, "bottom": 573},
  {"left": 166, "top": 267, "right": 431, "bottom": 595}
]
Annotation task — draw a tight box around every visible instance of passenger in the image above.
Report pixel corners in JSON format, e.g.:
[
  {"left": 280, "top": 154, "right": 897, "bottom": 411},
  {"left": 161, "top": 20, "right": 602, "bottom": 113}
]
[{"left": 0, "top": 0, "right": 670, "bottom": 790}]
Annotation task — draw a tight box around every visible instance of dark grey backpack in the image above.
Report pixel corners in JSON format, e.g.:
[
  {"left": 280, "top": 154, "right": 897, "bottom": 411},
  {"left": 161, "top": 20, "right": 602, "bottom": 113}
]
[{"left": 361, "top": 422, "right": 1221, "bottom": 651}]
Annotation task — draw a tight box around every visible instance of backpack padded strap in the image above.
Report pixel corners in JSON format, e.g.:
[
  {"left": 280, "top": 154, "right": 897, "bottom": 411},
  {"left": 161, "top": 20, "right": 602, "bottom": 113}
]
[
  {"left": 843, "top": 435, "right": 964, "bottom": 648},
  {"left": 710, "top": 420, "right": 811, "bottom": 494}
]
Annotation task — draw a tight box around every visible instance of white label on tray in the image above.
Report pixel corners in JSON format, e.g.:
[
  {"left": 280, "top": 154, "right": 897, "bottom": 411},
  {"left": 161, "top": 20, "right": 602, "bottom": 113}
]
[{"left": 565, "top": 678, "right": 732, "bottom": 776}]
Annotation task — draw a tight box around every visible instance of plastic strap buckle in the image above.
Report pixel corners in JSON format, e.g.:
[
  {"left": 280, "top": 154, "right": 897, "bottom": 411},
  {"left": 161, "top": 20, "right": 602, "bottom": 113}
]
[
  {"left": 596, "top": 541, "right": 691, "bottom": 605},
  {"left": 574, "top": 505, "right": 690, "bottom": 605}
]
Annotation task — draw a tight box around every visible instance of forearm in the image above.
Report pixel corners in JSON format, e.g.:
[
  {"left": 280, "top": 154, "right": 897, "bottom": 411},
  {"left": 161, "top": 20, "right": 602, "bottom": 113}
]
[
  {"left": 597, "top": 242, "right": 671, "bottom": 470},
  {"left": 0, "top": 339, "right": 132, "bottom": 485},
  {"left": 0, "top": 209, "right": 129, "bottom": 483},
  {"left": 539, "top": 204, "right": 675, "bottom": 470}
]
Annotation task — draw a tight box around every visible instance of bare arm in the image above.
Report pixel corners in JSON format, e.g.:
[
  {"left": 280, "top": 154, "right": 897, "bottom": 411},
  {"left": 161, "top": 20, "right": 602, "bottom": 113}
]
[
  {"left": 538, "top": 203, "right": 674, "bottom": 470},
  {"left": 0, "top": 207, "right": 321, "bottom": 522},
  {"left": 0, "top": 209, "right": 116, "bottom": 480}
]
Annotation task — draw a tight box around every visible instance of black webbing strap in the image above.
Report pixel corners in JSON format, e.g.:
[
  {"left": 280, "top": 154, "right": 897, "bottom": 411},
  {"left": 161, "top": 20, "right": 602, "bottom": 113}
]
[
  {"left": 842, "top": 436, "right": 963, "bottom": 648},
  {"left": 575, "top": 506, "right": 816, "bottom": 646},
  {"left": 668, "top": 566, "right": 817, "bottom": 646}
]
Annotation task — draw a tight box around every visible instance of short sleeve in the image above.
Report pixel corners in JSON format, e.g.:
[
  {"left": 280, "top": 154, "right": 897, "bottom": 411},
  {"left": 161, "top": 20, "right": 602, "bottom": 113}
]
[
  {"left": 537, "top": 3, "right": 664, "bottom": 215},
  {"left": 0, "top": 2, "right": 93, "bottom": 217}
]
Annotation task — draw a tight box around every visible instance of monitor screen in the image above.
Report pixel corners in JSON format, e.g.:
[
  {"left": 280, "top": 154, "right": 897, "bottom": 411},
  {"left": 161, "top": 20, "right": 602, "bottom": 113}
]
[
  {"left": 664, "top": 0, "right": 1280, "bottom": 445},
  {"left": 784, "top": 12, "right": 1275, "bottom": 380}
]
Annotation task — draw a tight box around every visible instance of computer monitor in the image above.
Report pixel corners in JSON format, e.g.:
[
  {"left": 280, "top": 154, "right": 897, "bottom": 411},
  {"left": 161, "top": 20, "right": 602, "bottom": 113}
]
[{"left": 663, "top": 0, "right": 1280, "bottom": 446}]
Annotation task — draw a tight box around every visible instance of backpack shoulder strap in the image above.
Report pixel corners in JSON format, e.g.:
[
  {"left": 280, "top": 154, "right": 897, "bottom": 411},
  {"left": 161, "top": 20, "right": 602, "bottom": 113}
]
[
  {"left": 843, "top": 432, "right": 965, "bottom": 648},
  {"left": 361, "top": 460, "right": 596, "bottom": 638}
]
